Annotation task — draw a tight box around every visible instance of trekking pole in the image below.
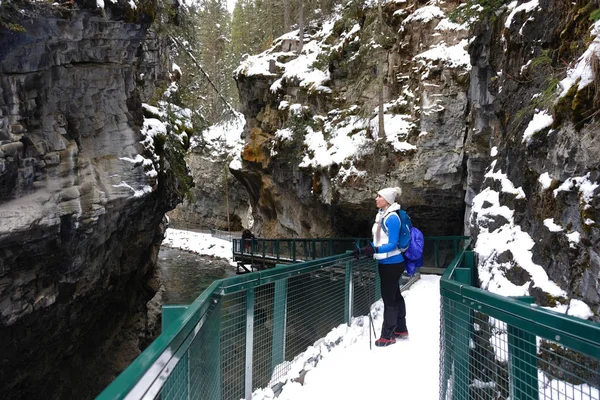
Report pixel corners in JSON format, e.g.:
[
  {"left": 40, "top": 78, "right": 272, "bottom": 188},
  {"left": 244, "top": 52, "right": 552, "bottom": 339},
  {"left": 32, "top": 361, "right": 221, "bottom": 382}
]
[
  {"left": 358, "top": 258, "right": 377, "bottom": 349},
  {"left": 367, "top": 268, "right": 377, "bottom": 349},
  {"left": 368, "top": 307, "right": 376, "bottom": 350}
]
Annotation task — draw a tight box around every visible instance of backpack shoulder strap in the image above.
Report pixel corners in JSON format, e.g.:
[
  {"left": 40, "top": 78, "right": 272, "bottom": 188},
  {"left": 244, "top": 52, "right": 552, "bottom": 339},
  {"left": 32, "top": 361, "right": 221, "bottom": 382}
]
[{"left": 381, "top": 210, "right": 400, "bottom": 234}]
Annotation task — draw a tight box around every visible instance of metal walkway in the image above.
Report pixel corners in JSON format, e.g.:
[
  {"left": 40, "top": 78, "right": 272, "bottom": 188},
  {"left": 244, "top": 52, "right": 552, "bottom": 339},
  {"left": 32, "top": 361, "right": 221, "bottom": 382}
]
[{"left": 96, "top": 236, "right": 600, "bottom": 400}]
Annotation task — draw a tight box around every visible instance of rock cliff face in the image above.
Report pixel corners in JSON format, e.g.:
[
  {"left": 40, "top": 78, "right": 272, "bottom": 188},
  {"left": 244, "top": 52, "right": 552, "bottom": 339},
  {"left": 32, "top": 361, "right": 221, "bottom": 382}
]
[
  {"left": 168, "top": 117, "right": 251, "bottom": 231},
  {"left": 234, "top": 2, "right": 470, "bottom": 238},
  {"left": 0, "top": 1, "right": 184, "bottom": 398},
  {"left": 234, "top": 1, "right": 599, "bottom": 319},
  {"left": 168, "top": 150, "right": 251, "bottom": 230},
  {"left": 467, "top": 0, "right": 600, "bottom": 316}
]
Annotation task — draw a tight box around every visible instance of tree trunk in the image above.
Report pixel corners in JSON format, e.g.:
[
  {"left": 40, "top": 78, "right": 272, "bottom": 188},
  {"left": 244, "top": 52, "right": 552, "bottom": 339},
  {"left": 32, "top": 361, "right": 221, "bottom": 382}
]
[
  {"left": 377, "top": 0, "right": 385, "bottom": 139},
  {"left": 298, "top": 0, "right": 304, "bottom": 53},
  {"left": 284, "top": 0, "right": 290, "bottom": 32}
]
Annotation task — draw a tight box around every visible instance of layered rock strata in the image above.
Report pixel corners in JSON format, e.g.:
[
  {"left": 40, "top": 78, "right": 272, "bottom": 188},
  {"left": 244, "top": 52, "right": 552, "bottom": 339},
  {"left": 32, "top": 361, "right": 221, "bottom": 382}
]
[
  {"left": 467, "top": 1, "right": 600, "bottom": 315},
  {"left": 0, "top": 2, "right": 182, "bottom": 398}
]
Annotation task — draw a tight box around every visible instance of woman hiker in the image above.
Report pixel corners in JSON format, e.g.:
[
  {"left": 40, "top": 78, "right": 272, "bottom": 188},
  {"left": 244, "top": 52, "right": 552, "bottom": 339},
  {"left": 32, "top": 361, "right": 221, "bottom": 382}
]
[{"left": 354, "top": 186, "right": 409, "bottom": 347}]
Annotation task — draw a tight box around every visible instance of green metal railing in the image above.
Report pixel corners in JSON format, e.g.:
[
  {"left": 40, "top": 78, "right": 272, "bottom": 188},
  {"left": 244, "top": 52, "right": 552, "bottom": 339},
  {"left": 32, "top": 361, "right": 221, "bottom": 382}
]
[
  {"left": 439, "top": 246, "right": 600, "bottom": 400},
  {"left": 233, "top": 238, "right": 367, "bottom": 262},
  {"left": 98, "top": 235, "right": 600, "bottom": 400},
  {"left": 98, "top": 254, "right": 372, "bottom": 400},
  {"left": 233, "top": 236, "right": 469, "bottom": 268},
  {"left": 97, "top": 236, "right": 469, "bottom": 400}
]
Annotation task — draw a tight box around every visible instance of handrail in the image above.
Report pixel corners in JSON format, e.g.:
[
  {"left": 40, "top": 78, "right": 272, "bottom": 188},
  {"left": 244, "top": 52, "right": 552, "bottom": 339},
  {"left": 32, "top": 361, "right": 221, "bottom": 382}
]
[
  {"left": 221, "top": 253, "right": 351, "bottom": 294},
  {"left": 440, "top": 237, "right": 472, "bottom": 281},
  {"left": 99, "top": 235, "right": 507, "bottom": 400},
  {"left": 443, "top": 282, "right": 600, "bottom": 357},
  {"left": 439, "top": 239, "right": 600, "bottom": 400},
  {"left": 440, "top": 244, "right": 600, "bottom": 358},
  {"left": 97, "top": 253, "right": 353, "bottom": 400},
  {"left": 233, "top": 236, "right": 471, "bottom": 268},
  {"left": 98, "top": 280, "right": 225, "bottom": 400}
]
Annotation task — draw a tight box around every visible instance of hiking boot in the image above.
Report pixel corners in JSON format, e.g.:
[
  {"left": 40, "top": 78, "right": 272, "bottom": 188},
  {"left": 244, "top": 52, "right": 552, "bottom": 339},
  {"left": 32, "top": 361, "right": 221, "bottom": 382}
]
[
  {"left": 374, "top": 337, "right": 396, "bottom": 347},
  {"left": 393, "top": 331, "right": 409, "bottom": 339}
]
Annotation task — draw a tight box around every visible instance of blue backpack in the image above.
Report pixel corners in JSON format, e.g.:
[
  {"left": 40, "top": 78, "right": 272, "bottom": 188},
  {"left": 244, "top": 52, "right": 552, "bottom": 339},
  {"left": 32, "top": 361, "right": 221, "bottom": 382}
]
[
  {"left": 383, "top": 210, "right": 424, "bottom": 275},
  {"left": 397, "top": 210, "right": 412, "bottom": 252}
]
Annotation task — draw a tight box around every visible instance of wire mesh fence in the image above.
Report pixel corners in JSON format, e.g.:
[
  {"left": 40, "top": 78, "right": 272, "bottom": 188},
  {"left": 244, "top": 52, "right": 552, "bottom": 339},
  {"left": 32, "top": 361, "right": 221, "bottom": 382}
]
[
  {"left": 424, "top": 237, "right": 469, "bottom": 269},
  {"left": 98, "top": 253, "right": 383, "bottom": 400},
  {"left": 213, "top": 255, "right": 379, "bottom": 400},
  {"left": 439, "top": 250, "right": 600, "bottom": 400},
  {"left": 153, "top": 296, "right": 222, "bottom": 400}
]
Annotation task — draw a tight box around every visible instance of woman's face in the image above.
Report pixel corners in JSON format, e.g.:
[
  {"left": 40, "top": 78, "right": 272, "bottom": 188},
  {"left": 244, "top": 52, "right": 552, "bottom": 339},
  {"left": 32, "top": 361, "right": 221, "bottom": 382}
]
[{"left": 376, "top": 194, "right": 389, "bottom": 209}]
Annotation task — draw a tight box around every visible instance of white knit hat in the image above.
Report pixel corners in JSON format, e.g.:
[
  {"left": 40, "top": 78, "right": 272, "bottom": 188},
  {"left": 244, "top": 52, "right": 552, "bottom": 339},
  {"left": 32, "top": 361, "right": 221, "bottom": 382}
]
[{"left": 378, "top": 186, "right": 402, "bottom": 205}]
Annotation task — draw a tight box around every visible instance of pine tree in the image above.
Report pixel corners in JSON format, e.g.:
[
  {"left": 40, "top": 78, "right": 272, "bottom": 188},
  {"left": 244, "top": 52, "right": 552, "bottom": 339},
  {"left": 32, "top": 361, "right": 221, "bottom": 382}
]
[
  {"left": 298, "top": 0, "right": 303, "bottom": 53},
  {"left": 232, "top": 0, "right": 258, "bottom": 62},
  {"left": 187, "top": 0, "right": 235, "bottom": 123},
  {"left": 164, "top": 0, "right": 341, "bottom": 128}
]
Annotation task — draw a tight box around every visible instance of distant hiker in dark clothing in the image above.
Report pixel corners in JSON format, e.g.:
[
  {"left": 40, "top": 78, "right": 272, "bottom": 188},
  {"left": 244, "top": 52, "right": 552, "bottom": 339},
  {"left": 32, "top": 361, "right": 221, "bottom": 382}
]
[
  {"left": 241, "top": 229, "right": 255, "bottom": 252},
  {"left": 354, "top": 186, "right": 408, "bottom": 347}
]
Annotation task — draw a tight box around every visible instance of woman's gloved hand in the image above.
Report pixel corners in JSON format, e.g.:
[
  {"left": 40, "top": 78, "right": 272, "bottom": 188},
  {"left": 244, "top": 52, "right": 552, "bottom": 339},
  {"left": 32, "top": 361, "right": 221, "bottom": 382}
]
[{"left": 352, "top": 243, "right": 375, "bottom": 259}]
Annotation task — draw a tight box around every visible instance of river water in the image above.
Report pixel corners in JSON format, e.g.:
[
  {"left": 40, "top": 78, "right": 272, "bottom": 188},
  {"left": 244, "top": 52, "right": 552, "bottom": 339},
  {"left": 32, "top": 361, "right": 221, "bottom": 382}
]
[{"left": 158, "top": 246, "right": 237, "bottom": 304}]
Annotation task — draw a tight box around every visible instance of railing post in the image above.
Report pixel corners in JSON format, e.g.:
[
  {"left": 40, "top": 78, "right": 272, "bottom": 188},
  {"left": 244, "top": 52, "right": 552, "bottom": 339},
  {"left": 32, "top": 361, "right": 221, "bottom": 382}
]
[
  {"left": 292, "top": 240, "right": 296, "bottom": 262},
  {"left": 434, "top": 240, "right": 440, "bottom": 268},
  {"left": 276, "top": 240, "right": 280, "bottom": 262},
  {"left": 508, "top": 296, "right": 538, "bottom": 400},
  {"left": 271, "top": 278, "right": 288, "bottom": 372},
  {"left": 464, "top": 251, "right": 477, "bottom": 285},
  {"left": 453, "top": 268, "right": 472, "bottom": 400},
  {"left": 440, "top": 293, "right": 452, "bottom": 400},
  {"left": 245, "top": 288, "right": 255, "bottom": 400},
  {"left": 463, "top": 250, "right": 474, "bottom": 270},
  {"left": 344, "top": 260, "right": 353, "bottom": 326}
]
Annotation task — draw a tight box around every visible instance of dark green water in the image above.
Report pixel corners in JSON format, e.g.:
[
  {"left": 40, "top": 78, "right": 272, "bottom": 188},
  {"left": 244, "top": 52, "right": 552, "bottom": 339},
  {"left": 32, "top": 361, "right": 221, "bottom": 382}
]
[{"left": 158, "top": 247, "right": 237, "bottom": 304}]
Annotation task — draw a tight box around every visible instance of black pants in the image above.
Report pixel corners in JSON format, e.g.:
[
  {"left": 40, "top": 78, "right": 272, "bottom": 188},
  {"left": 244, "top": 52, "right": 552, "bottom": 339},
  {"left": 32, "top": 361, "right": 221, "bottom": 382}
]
[{"left": 378, "top": 262, "right": 407, "bottom": 339}]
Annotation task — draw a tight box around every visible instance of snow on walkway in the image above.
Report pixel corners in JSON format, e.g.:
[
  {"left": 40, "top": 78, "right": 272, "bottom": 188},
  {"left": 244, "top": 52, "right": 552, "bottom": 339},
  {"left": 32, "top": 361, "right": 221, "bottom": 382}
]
[{"left": 252, "top": 275, "right": 441, "bottom": 400}]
